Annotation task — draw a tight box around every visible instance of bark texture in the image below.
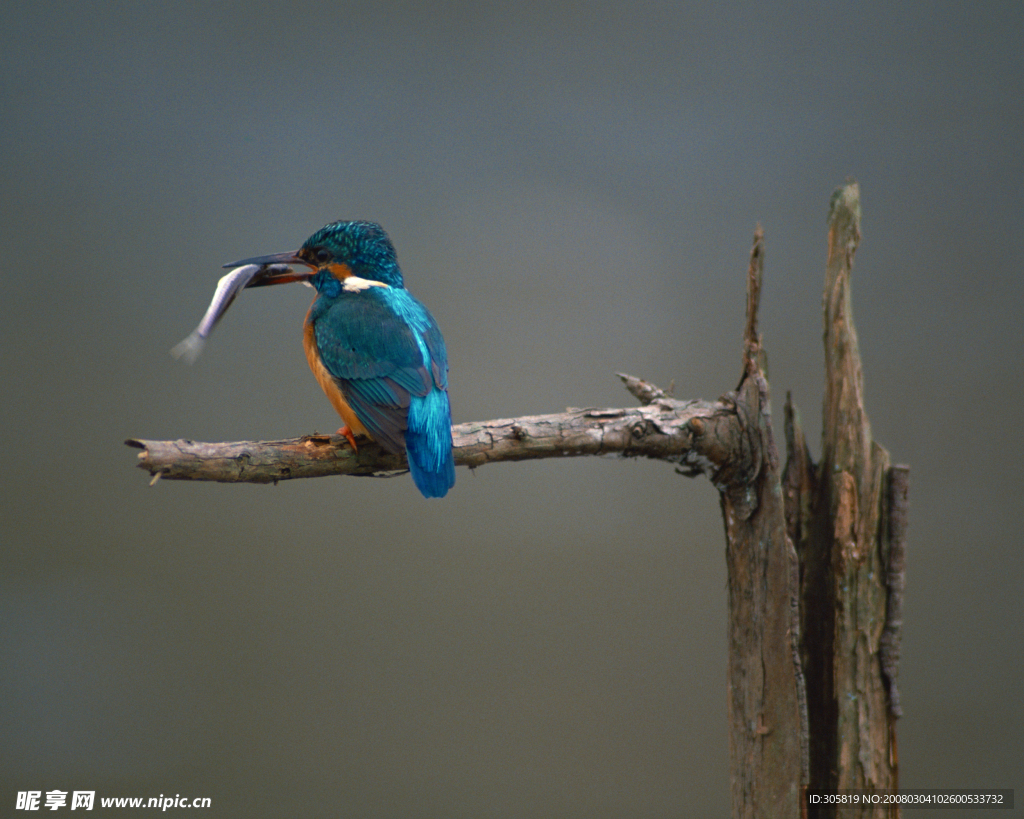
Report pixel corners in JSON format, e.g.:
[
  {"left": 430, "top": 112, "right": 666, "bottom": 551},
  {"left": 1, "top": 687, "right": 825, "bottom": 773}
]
[
  {"left": 720, "top": 228, "right": 807, "bottom": 819},
  {"left": 786, "top": 182, "right": 905, "bottom": 818},
  {"left": 128, "top": 388, "right": 734, "bottom": 484}
]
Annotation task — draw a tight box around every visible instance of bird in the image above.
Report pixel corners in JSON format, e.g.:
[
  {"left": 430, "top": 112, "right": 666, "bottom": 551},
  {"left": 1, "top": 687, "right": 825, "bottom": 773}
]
[{"left": 228, "top": 220, "right": 455, "bottom": 498}]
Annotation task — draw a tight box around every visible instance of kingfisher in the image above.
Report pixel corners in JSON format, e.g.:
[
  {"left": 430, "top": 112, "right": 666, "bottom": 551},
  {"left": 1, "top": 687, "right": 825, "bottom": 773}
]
[{"left": 230, "top": 220, "right": 456, "bottom": 498}]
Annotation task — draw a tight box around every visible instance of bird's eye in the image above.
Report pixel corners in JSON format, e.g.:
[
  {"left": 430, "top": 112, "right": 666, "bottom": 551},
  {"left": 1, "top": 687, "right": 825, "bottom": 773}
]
[{"left": 314, "top": 248, "right": 331, "bottom": 264}]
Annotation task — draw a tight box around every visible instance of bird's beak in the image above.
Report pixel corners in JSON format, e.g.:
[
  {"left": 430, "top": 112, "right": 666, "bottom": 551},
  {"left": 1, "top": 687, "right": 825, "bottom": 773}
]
[{"left": 222, "top": 250, "right": 316, "bottom": 287}]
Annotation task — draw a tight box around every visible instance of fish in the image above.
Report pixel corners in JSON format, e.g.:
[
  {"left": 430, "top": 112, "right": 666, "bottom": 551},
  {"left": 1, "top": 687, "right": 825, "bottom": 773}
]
[{"left": 171, "top": 264, "right": 291, "bottom": 363}]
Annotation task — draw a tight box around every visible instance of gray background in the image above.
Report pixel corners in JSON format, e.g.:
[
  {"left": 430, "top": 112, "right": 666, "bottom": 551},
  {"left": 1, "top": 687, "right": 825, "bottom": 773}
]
[{"left": 3, "top": 3, "right": 1021, "bottom": 816}]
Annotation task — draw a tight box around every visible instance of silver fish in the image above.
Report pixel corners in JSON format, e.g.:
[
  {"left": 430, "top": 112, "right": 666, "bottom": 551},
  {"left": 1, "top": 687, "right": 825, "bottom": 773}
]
[{"left": 171, "top": 264, "right": 288, "bottom": 363}]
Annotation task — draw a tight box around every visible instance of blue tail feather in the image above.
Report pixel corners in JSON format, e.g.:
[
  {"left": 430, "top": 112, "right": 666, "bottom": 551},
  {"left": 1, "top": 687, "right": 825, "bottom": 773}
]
[{"left": 405, "top": 389, "right": 455, "bottom": 498}]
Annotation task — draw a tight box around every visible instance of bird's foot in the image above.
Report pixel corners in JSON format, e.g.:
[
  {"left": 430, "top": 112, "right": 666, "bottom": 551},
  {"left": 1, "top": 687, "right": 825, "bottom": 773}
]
[{"left": 338, "top": 425, "right": 359, "bottom": 452}]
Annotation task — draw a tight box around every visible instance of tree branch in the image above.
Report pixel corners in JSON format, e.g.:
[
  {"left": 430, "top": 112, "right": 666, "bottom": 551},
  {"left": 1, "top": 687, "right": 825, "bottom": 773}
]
[{"left": 126, "top": 375, "right": 739, "bottom": 484}]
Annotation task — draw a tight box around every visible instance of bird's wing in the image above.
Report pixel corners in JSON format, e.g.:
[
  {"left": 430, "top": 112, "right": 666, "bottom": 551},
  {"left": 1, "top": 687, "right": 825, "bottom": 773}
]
[{"left": 312, "top": 293, "right": 438, "bottom": 455}]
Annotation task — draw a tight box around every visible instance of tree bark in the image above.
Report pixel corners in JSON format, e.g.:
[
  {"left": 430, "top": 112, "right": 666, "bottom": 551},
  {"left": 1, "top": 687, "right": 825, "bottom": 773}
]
[
  {"left": 127, "top": 388, "right": 734, "bottom": 484},
  {"left": 787, "top": 182, "right": 905, "bottom": 818},
  {"left": 718, "top": 228, "right": 807, "bottom": 818}
]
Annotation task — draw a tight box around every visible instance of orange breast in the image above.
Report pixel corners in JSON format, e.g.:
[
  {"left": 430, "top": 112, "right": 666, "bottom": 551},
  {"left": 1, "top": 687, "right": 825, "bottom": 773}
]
[{"left": 303, "top": 307, "right": 369, "bottom": 438}]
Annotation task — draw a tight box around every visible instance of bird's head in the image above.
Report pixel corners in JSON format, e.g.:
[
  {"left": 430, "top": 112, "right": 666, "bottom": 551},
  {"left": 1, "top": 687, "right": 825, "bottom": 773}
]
[{"left": 227, "top": 220, "right": 405, "bottom": 292}]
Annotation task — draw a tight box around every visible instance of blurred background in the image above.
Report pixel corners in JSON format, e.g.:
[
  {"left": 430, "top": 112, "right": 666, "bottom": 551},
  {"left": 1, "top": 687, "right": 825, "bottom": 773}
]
[{"left": 3, "top": 2, "right": 1021, "bottom": 816}]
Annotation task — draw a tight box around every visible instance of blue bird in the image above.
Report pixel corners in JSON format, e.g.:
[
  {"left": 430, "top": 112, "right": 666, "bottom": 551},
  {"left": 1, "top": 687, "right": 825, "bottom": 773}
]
[{"left": 229, "top": 221, "right": 455, "bottom": 498}]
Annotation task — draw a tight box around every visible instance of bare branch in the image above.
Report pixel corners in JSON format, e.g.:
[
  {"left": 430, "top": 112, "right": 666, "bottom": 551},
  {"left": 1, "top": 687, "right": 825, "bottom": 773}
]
[
  {"left": 617, "top": 372, "right": 668, "bottom": 405},
  {"left": 742, "top": 225, "right": 766, "bottom": 379},
  {"left": 127, "top": 377, "right": 737, "bottom": 485}
]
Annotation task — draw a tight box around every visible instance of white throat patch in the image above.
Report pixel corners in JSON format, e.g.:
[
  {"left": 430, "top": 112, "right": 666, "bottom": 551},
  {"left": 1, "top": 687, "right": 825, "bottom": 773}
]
[{"left": 342, "top": 276, "right": 390, "bottom": 293}]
